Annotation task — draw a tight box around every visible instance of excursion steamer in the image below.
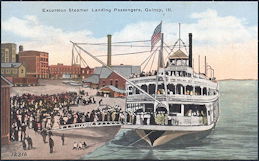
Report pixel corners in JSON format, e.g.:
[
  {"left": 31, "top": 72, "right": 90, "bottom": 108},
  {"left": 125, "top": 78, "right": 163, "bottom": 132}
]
[{"left": 123, "top": 30, "right": 219, "bottom": 147}]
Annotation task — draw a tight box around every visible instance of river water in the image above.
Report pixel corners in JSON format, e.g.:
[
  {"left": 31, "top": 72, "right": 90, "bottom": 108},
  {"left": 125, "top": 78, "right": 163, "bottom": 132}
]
[{"left": 82, "top": 80, "right": 258, "bottom": 160}]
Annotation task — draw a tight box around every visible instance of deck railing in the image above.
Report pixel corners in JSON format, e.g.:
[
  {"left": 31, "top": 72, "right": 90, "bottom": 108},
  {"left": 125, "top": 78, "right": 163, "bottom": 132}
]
[
  {"left": 126, "top": 94, "right": 218, "bottom": 102},
  {"left": 52, "top": 121, "right": 122, "bottom": 130}
]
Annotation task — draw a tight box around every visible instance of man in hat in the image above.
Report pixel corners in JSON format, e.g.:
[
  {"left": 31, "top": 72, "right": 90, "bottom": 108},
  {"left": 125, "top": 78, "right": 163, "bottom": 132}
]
[{"left": 49, "top": 137, "right": 54, "bottom": 153}]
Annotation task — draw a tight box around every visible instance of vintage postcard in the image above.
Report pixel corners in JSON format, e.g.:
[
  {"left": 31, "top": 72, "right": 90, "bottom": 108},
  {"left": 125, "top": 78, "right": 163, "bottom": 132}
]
[{"left": 1, "top": 1, "right": 258, "bottom": 160}]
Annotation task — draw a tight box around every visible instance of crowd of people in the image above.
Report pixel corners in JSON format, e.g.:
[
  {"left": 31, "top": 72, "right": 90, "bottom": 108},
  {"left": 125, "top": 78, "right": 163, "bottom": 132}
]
[
  {"left": 129, "top": 70, "right": 158, "bottom": 78},
  {"left": 10, "top": 92, "right": 79, "bottom": 142},
  {"left": 9, "top": 91, "right": 129, "bottom": 153}
]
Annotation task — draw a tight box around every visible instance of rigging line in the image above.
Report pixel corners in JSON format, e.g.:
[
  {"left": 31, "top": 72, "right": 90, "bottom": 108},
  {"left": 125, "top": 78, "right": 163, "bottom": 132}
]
[
  {"left": 87, "top": 130, "right": 154, "bottom": 159},
  {"left": 110, "top": 44, "right": 156, "bottom": 47},
  {"left": 140, "top": 46, "right": 159, "bottom": 66},
  {"left": 149, "top": 49, "right": 156, "bottom": 72},
  {"left": 127, "top": 130, "right": 154, "bottom": 146},
  {"left": 163, "top": 42, "right": 178, "bottom": 67},
  {"left": 112, "top": 40, "right": 151, "bottom": 44},
  {"left": 180, "top": 39, "right": 188, "bottom": 54},
  {"left": 71, "top": 41, "right": 162, "bottom": 104},
  {"left": 95, "top": 50, "right": 151, "bottom": 57},
  {"left": 75, "top": 44, "right": 159, "bottom": 47},
  {"left": 72, "top": 44, "right": 75, "bottom": 65},
  {"left": 164, "top": 46, "right": 170, "bottom": 54},
  {"left": 75, "top": 40, "right": 151, "bottom": 45},
  {"left": 142, "top": 51, "right": 154, "bottom": 71},
  {"left": 163, "top": 42, "right": 172, "bottom": 51},
  {"left": 74, "top": 46, "right": 89, "bottom": 67},
  {"left": 168, "top": 41, "right": 178, "bottom": 56},
  {"left": 74, "top": 45, "right": 89, "bottom": 67}
]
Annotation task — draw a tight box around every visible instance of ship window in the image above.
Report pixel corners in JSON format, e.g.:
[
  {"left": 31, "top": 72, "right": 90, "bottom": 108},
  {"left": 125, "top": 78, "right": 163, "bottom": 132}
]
[
  {"left": 135, "top": 88, "right": 140, "bottom": 94},
  {"left": 176, "top": 84, "right": 184, "bottom": 94},
  {"left": 148, "top": 84, "right": 155, "bottom": 94},
  {"left": 208, "top": 88, "right": 212, "bottom": 96},
  {"left": 195, "top": 86, "right": 201, "bottom": 95},
  {"left": 184, "top": 104, "right": 207, "bottom": 117},
  {"left": 158, "top": 83, "right": 165, "bottom": 94},
  {"left": 203, "top": 88, "right": 207, "bottom": 95},
  {"left": 167, "top": 84, "right": 175, "bottom": 94},
  {"left": 186, "top": 85, "right": 193, "bottom": 95},
  {"left": 169, "top": 104, "right": 181, "bottom": 113},
  {"left": 129, "top": 86, "right": 132, "bottom": 95},
  {"left": 141, "top": 84, "right": 147, "bottom": 92}
]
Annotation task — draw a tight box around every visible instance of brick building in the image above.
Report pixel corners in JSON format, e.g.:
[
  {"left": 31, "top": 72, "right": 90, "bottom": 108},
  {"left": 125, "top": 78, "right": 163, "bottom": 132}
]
[
  {"left": 1, "top": 43, "right": 17, "bottom": 63},
  {"left": 83, "top": 65, "right": 141, "bottom": 90},
  {"left": 18, "top": 50, "right": 49, "bottom": 78},
  {"left": 49, "top": 64, "right": 93, "bottom": 79},
  {"left": 49, "top": 63, "right": 81, "bottom": 79},
  {"left": 81, "top": 66, "right": 94, "bottom": 79},
  {"left": 1, "top": 76, "right": 13, "bottom": 145}
]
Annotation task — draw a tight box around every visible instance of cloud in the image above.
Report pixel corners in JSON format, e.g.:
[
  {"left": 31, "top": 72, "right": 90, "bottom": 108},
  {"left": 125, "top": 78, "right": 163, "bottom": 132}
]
[
  {"left": 188, "top": 9, "right": 256, "bottom": 44},
  {"left": 1, "top": 9, "right": 257, "bottom": 79}
]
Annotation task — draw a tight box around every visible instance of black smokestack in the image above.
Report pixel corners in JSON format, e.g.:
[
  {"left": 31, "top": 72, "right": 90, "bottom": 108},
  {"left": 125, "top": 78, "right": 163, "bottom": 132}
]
[{"left": 188, "top": 33, "right": 192, "bottom": 68}]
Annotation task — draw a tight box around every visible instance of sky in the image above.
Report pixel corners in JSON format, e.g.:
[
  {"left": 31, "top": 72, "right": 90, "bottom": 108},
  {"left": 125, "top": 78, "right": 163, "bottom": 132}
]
[{"left": 1, "top": 1, "right": 258, "bottom": 80}]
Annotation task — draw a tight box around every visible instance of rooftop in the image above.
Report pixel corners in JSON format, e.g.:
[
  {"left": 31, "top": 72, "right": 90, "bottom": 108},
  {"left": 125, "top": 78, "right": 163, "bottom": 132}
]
[
  {"left": 19, "top": 50, "right": 49, "bottom": 55},
  {"left": 169, "top": 49, "right": 188, "bottom": 59},
  {"left": 1, "top": 63, "right": 22, "bottom": 68},
  {"left": 83, "top": 74, "right": 100, "bottom": 84},
  {"left": 94, "top": 65, "right": 141, "bottom": 79},
  {"left": 99, "top": 85, "right": 126, "bottom": 94}
]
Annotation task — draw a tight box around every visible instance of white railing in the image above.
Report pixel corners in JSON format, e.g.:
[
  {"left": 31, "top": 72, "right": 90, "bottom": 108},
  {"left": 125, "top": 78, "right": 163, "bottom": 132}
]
[
  {"left": 52, "top": 121, "right": 122, "bottom": 130},
  {"left": 127, "top": 93, "right": 218, "bottom": 102}
]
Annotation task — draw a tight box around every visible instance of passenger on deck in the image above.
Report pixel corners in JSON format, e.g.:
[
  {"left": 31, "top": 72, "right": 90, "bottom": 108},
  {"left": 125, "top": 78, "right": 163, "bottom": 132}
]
[{"left": 186, "top": 109, "right": 192, "bottom": 117}]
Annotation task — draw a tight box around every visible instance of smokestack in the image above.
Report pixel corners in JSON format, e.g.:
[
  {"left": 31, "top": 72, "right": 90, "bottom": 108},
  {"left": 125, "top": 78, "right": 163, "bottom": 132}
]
[
  {"left": 205, "top": 56, "right": 207, "bottom": 76},
  {"left": 107, "top": 34, "right": 112, "bottom": 66},
  {"left": 158, "top": 33, "right": 164, "bottom": 68},
  {"left": 19, "top": 45, "right": 23, "bottom": 52},
  {"left": 188, "top": 33, "right": 192, "bottom": 68}
]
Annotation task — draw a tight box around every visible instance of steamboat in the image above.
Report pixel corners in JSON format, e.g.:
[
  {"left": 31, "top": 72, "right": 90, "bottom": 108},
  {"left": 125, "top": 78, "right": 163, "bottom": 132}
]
[
  {"left": 71, "top": 23, "right": 219, "bottom": 147},
  {"left": 122, "top": 25, "right": 220, "bottom": 147}
]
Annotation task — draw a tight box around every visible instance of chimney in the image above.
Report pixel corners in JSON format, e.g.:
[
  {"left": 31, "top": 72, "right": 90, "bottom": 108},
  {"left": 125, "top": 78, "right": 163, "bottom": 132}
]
[
  {"left": 188, "top": 33, "right": 192, "bottom": 68},
  {"left": 107, "top": 34, "right": 112, "bottom": 66},
  {"left": 19, "top": 45, "right": 23, "bottom": 52}
]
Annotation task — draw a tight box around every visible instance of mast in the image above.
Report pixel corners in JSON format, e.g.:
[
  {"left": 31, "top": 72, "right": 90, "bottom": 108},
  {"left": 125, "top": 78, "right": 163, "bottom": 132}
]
[
  {"left": 205, "top": 56, "right": 207, "bottom": 76},
  {"left": 154, "top": 33, "right": 169, "bottom": 112},
  {"left": 198, "top": 55, "right": 201, "bottom": 74},
  {"left": 178, "top": 23, "right": 181, "bottom": 50}
]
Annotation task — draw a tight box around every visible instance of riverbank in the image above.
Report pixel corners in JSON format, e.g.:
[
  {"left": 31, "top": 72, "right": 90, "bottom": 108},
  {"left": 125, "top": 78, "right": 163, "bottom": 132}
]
[
  {"left": 1, "top": 127, "right": 121, "bottom": 160},
  {"left": 1, "top": 79, "right": 124, "bottom": 160}
]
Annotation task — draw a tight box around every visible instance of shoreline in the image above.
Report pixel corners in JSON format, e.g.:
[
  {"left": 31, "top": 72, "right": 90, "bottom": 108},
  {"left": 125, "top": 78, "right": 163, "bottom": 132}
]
[{"left": 2, "top": 80, "right": 124, "bottom": 160}]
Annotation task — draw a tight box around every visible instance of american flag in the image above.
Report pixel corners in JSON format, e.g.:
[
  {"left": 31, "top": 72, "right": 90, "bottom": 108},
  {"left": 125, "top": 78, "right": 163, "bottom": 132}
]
[{"left": 151, "top": 22, "right": 162, "bottom": 51}]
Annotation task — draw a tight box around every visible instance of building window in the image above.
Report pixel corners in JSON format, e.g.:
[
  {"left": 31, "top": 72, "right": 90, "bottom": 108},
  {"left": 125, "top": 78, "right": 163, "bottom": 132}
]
[
  {"left": 115, "top": 80, "right": 118, "bottom": 88},
  {"left": 110, "top": 79, "right": 113, "bottom": 85}
]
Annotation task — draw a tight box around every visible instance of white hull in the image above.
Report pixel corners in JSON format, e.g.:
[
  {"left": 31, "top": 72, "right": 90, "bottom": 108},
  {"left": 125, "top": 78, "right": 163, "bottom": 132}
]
[{"left": 123, "top": 123, "right": 215, "bottom": 147}]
